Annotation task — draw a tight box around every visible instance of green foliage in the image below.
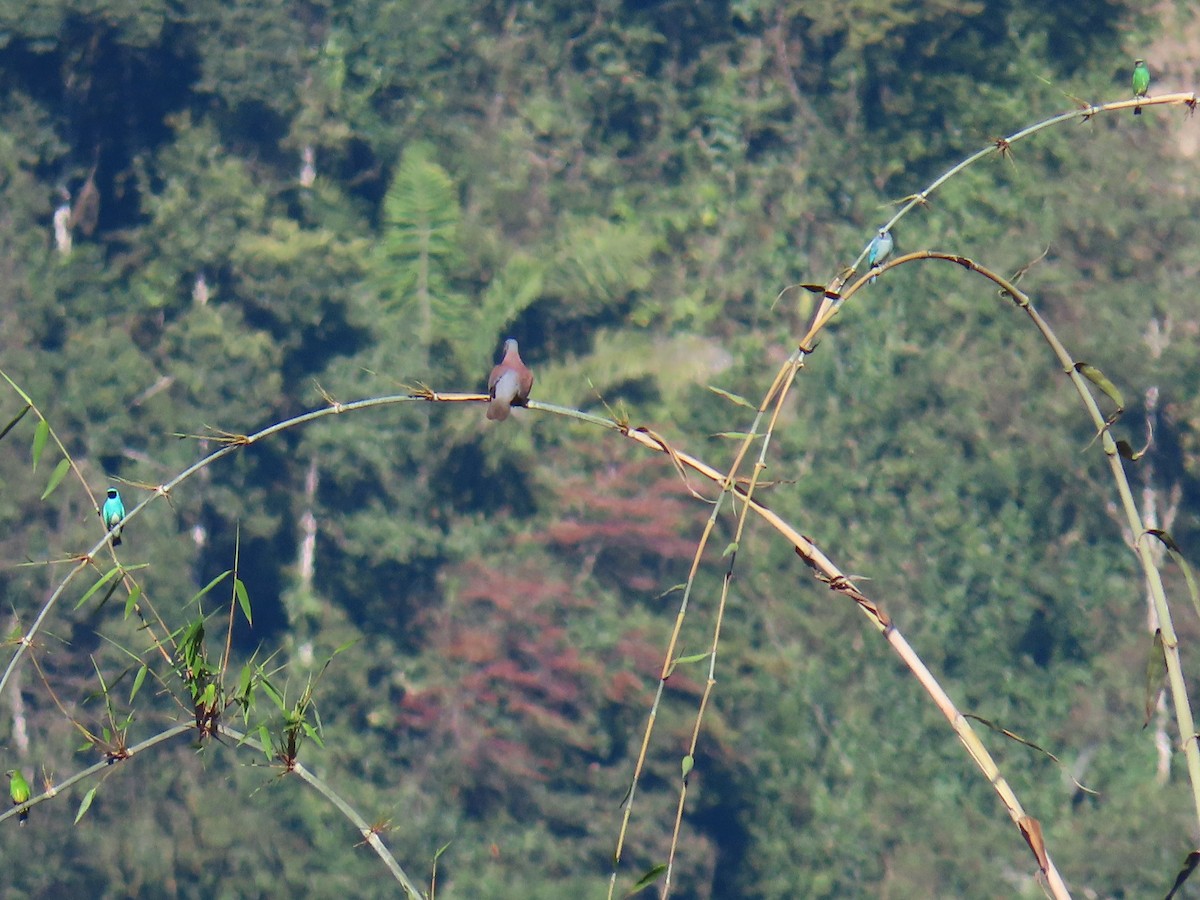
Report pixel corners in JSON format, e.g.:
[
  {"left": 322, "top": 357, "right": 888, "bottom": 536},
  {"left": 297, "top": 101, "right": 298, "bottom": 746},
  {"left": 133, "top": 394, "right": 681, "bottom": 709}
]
[{"left": 374, "top": 143, "right": 470, "bottom": 377}]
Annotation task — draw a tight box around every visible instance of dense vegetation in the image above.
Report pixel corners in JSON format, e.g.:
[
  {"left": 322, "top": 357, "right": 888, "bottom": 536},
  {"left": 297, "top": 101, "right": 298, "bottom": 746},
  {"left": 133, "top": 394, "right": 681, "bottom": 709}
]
[{"left": 1, "top": 0, "right": 1198, "bottom": 896}]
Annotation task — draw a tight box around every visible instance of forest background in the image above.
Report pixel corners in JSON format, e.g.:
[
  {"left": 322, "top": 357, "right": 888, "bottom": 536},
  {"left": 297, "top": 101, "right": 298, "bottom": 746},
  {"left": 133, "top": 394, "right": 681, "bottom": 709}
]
[{"left": 0, "top": 0, "right": 1199, "bottom": 897}]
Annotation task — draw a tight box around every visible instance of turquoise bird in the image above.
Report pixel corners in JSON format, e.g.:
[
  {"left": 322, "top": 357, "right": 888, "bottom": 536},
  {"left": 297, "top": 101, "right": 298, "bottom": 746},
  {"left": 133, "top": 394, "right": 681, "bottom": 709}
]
[
  {"left": 7, "top": 769, "right": 30, "bottom": 825},
  {"left": 867, "top": 228, "right": 893, "bottom": 283},
  {"left": 1132, "top": 59, "right": 1150, "bottom": 115},
  {"left": 102, "top": 487, "right": 125, "bottom": 547}
]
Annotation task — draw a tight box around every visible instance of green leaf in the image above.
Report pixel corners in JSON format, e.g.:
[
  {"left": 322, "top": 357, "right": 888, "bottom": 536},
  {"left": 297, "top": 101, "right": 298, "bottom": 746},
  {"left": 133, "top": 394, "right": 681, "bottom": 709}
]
[
  {"left": 1146, "top": 530, "right": 1200, "bottom": 625},
  {"left": 1147, "top": 528, "right": 1184, "bottom": 554},
  {"left": 31, "top": 418, "right": 49, "bottom": 470},
  {"left": 0, "top": 371, "right": 35, "bottom": 405},
  {"left": 260, "top": 678, "right": 285, "bottom": 710},
  {"left": 179, "top": 617, "right": 205, "bottom": 664},
  {"left": 234, "top": 578, "right": 253, "bottom": 626},
  {"left": 187, "top": 570, "right": 232, "bottom": 608},
  {"left": 1074, "top": 362, "right": 1124, "bottom": 413},
  {"left": 75, "top": 567, "right": 122, "bottom": 610},
  {"left": 41, "top": 458, "right": 70, "bottom": 500},
  {"left": 712, "top": 431, "right": 761, "bottom": 440},
  {"left": 706, "top": 385, "right": 756, "bottom": 409},
  {"left": 256, "top": 724, "right": 272, "bottom": 759},
  {"left": 74, "top": 787, "right": 97, "bottom": 824},
  {"left": 123, "top": 585, "right": 142, "bottom": 620},
  {"left": 237, "top": 663, "right": 253, "bottom": 700},
  {"left": 0, "top": 403, "right": 30, "bottom": 444},
  {"left": 625, "top": 864, "right": 667, "bottom": 896},
  {"left": 681, "top": 755, "right": 694, "bottom": 778},
  {"left": 666, "top": 649, "right": 711, "bottom": 678},
  {"left": 130, "top": 664, "right": 148, "bottom": 703}
]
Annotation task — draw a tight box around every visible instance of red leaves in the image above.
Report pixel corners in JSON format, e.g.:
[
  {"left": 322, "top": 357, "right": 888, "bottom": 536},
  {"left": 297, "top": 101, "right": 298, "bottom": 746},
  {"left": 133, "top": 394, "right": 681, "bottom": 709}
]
[
  {"left": 539, "top": 458, "right": 697, "bottom": 592},
  {"left": 397, "top": 560, "right": 626, "bottom": 791}
]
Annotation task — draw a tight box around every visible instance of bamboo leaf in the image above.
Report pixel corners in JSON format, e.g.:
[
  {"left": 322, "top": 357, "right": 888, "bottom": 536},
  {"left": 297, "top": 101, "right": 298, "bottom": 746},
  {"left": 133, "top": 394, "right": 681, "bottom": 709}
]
[
  {"left": 1018, "top": 815, "right": 1049, "bottom": 871},
  {"left": 0, "top": 370, "right": 34, "bottom": 404},
  {"left": 706, "top": 385, "right": 756, "bottom": 409},
  {"left": 123, "top": 585, "right": 142, "bottom": 620},
  {"left": 234, "top": 578, "right": 253, "bottom": 626},
  {"left": 1166, "top": 850, "right": 1200, "bottom": 900},
  {"left": 130, "top": 664, "right": 148, "bottom": 703},
  {"left": 41, "top": 458, "right": 70, "bottom": 500},
  {"left": 31, "top": 418, "right": 49, "bottom": 470},
  {"left": 962, "top": 713, "right": 1098, "bottom": 796},
  {"left": 1074, "top": 362, "right": 1124, "bottom": 413},
  {"left": 0, "top": 403, "right": 30, "bottom": 444},
  {"left": 179, "top": 618, "right": 205, "bottom": 668},
  {"left": 1144, "top": 629, "right": 1168, "bottom": 726},
  {"left": 75, "top": 567, "right": 122, "bottom": 610},
  {"left": 256, "top": 724, "right": 272, "bottom": 759},
  {"left": 625, "top": 864, "right": 667, "bottom": 896},
  {"left": 1146, "top": 530, "right": 1200, "bottom": 625},
  {"left": 187, "top": 570, "right": 232, "bottom": 607},
  {"left": 74, "top": 787, "right": 97, "bottom": 824},
  {"left": 237, "top": 663, "right": 253, "bottom": 699},
  {"left": 1116, "top": 439, "right": 1143, "bottom": 461},
  {"left": 260, "top": 678, "right": 285, "bottom": 710}
]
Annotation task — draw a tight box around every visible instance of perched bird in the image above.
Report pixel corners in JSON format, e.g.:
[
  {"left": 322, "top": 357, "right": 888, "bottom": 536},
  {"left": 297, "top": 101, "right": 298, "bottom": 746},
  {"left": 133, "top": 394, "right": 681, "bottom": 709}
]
[
  {"left": 7, "top": 769, "right": 30, "bottom": 825},
  {"left": 487, "top": 338, "right": 534, "bottom": 421},
  {"left": 1132, "top": 59, "right": 1150, "bottom": 115},
  {"left": 867, "top": 228, "right": 894, "bottom": 283},
  {"left": 102, "top": 487, "right": 126, "bottom": 547}
]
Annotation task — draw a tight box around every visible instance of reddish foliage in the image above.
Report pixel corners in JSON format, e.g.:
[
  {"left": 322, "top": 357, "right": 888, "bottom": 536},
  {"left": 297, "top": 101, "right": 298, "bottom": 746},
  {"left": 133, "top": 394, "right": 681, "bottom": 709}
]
[
  {"left": 395, "top": 448, "right": 708, "bottom": 818},
  {"left": 605, "top": 669, "right": 647, "bottom": 704},
  {"left": 397, "top": 559, "right": 633, "bottom": 801},
  {"left": 536, "top": 457, "right": 699, "bottom": 592}
]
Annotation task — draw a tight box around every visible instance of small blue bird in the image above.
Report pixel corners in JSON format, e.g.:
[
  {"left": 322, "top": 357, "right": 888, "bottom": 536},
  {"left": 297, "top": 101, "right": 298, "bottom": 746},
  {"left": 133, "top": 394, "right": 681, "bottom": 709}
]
[
  {"left": 867, "top": 229, "right": 893, "bottom": 283},
  {"left": 101, "top": 487, "right": 126, "bottom": 547}
]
